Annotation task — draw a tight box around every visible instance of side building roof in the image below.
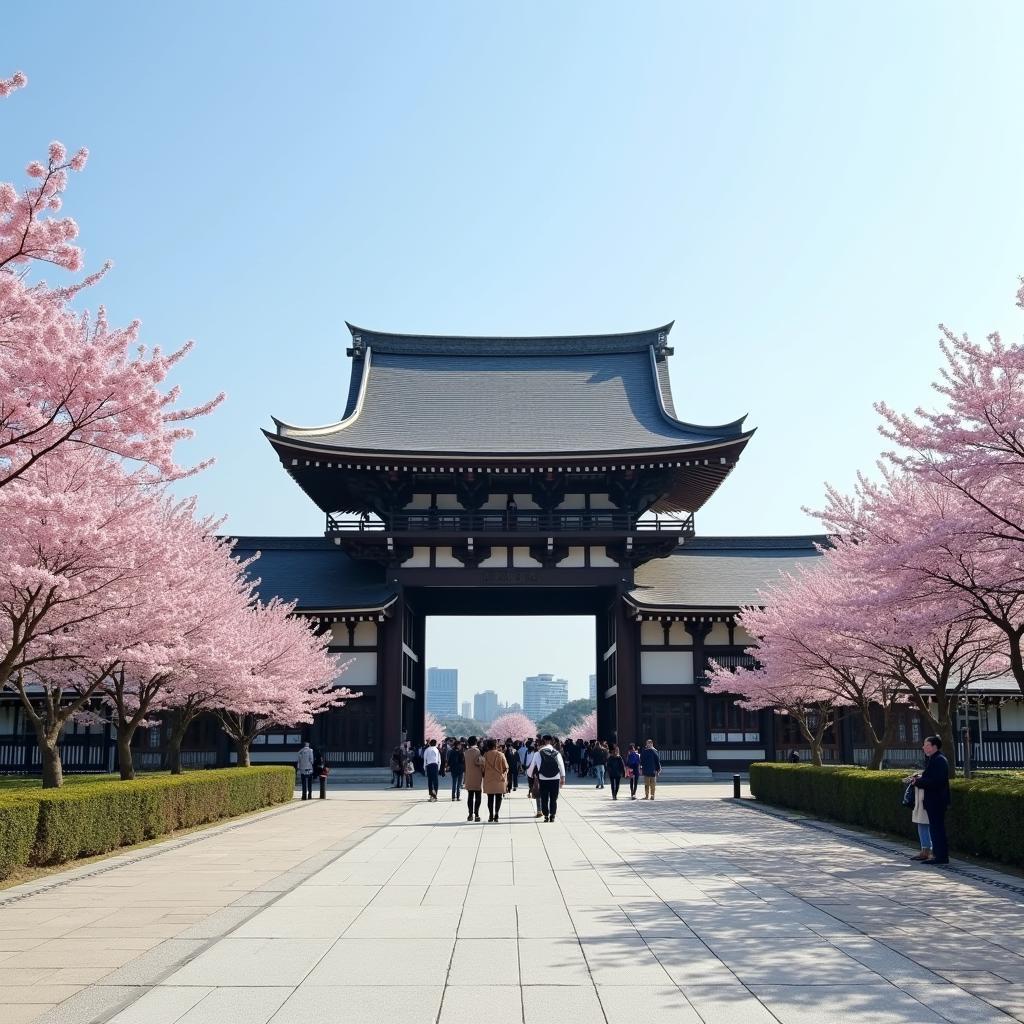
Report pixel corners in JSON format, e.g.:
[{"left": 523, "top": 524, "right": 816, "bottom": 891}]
[
  {"left": 627, "top": 535, "right": 827, "bottom": 613},
  {"left": 229, "top": 537, "right": 397, "bottom": 615}
]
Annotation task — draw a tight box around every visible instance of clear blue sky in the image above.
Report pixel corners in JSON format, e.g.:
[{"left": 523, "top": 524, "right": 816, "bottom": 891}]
[{"left": 5, "top": 3, "right": 1024, "bottom": 703}]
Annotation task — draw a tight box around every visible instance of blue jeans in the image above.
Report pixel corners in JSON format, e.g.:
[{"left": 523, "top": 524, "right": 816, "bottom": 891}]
[
  {"left": 595, "top": 765, "right": 606, "bottom": 787},
  {"left": 451, "top": 771, "right": 463, "bottom": 799},
  {"left": 917, "top": 823, "right": 932, "bottom": 849}
]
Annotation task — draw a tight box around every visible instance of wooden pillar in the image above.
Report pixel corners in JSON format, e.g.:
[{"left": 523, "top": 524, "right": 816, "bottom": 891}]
[
  {"left": 614, "top": 598, "right": 639, "bottom": 747},
  {"left": 686, "top": 621, "right": 712, "bottom": 767},
  {"left": 409, "top": 604, "right": 426, "bottom": 748},
  {"left": 377, "top": 592, "right": 405, "bottom": 765}
]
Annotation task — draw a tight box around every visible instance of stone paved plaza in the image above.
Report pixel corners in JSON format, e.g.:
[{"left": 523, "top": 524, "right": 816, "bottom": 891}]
[{"left": 3, "top": 781, "right": 1024, "bottom": 1023}]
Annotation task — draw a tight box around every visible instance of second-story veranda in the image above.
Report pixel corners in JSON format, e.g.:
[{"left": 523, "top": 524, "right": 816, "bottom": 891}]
[{"left": 264, "top": 323, "right": 754, "bottom": 566}]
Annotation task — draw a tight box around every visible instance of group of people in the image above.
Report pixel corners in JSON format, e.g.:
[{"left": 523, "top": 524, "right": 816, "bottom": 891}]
[{"left": 388, "top": 735, "right": 665, "bottom": 819}]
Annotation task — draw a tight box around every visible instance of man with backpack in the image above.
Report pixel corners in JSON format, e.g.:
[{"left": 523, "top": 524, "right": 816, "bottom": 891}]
[{"left": 526, "top": 734, "right": 565, "bottom": 823}]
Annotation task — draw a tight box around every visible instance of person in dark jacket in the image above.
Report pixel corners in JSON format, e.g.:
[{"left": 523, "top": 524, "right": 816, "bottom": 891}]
[
  {"left": 447, "top": 741, "right": 465, "bottom": 801},
  {"left": 606, "top": 744, "right": 625, "bottom": 800},
  {"left": 625, "top": 744, "right": 642, "bottom": 799},
  {"left": 640, "top": 739, "right": 662, "bottom": 799},
  {"left": 913, "top": 735, "right": 951, "bottom": 865}
]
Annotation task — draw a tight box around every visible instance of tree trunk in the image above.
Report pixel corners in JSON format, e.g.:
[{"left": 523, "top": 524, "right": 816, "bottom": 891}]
[
  {"left": 117, "top": 730, "right": 135, "bottom": 780},
  {"left": 809, "top": 740, "right": 823, "bottom": 767},
  {"left": 39, "top": 734, "right": 64, "bottom": 789},
  {"left": 235, "top": 738, "right": 251, "bottom": 768},
  {"left": 167, "top": 714, "right": 188, "bottom": 775}
]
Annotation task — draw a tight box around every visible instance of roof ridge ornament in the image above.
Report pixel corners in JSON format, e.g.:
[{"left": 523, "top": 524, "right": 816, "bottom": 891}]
[
  {"left": 655, "top": 330, "right": 674, "bottom": 361},
  {"left": 346, "top": 333, "right": 365, "bottom": 359}
]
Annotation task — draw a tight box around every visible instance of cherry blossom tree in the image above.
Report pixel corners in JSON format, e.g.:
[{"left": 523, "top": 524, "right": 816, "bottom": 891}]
[
  {"left": 487, "top": 711, "right": 537, "bottom": 741},
  {"left": 213, "top": 598, "right": 358, "bottom": 768},
  {"left": 1, "top": 69, "right": 222, "bottom": 490},
  {"left": 423, "top": 711, "right": 446, "bottom": 744},
  {"left": 567, "top": 711, "right": 597, "bottom": 742}
]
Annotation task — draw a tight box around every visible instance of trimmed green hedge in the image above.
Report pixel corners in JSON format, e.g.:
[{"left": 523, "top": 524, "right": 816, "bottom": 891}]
[
  {"left": 749, "top": 763, "right": 1024, "bottom": 869},
  {"left": 0, "top": 767, "right": 293, "bottom": 878}
]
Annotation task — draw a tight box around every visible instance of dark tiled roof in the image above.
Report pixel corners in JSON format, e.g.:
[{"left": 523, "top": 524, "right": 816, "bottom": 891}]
[
  {"left": 628, "top": 535, "right": 826, "bottom": 610},
  {"left": 272, "top": 325, "right": 749, "bottom": 457},
  {"left": 229, "top": 537, "right": 396, "bottom": 612}
]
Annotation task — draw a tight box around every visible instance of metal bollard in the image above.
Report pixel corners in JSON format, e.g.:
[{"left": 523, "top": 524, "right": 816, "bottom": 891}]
[
  {"left": 319, "top": 775, "right": 327, "bottom": 799},
  {"left": 732, "top": 773, "right": 741, "bottom": 799}
]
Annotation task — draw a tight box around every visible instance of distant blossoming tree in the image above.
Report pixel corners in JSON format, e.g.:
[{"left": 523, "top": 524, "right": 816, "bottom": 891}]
[
  {"left": 487, "top": 712, "right": 537, "bottom": 742},
  {"left": 567, "top": 711, "right": 597, "bottom": 742},
  {"left": 423, "top": 711, "right": 446, "bottom": 744}
]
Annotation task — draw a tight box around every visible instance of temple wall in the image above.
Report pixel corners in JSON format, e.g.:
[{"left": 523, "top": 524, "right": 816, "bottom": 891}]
[
  {"left": 589, "top": 546, "right": 617, "bottom": 567},
  {"left": 402, "top": 546, "right": 432, "bottom": 568},
  {"left": 561, "top": 546, "right": 586, "bottom": 567},
  {"left": 706, "top": 622, "right": 731, "bottom": 645},
  {"left": 435, "top": 546, "right": 462, "bottom": 567},
  {"left": 511, "top": 546, "right": 542, "bottom": 567},
  {"left": 335, "top": 652, "right": 377, "bottom": 688},
  {"left": 641, "top": 621, "right": 663, "bottom": 645},
  {"left": 640, "top": 651, "right": 694, "bottom": 686},
  {"left": 478, "top": 546, "right": 508, "bottom": 567}
]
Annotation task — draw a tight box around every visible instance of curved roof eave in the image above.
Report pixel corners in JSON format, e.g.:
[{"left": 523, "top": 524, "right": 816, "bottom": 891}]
[
  {"left": 646, "top": 346, "right": 748, "bottom": 437},
  {"left": 271, "top": 348, "right": 374, "bottom": 437},
  {"left": 263, "top": 428, "right": 755, "bottom": 462},
  {"left": 344, "top": 321, "right": 676, "bottom": 349}
]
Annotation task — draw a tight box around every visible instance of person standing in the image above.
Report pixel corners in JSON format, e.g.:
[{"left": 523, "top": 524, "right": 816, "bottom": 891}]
[
  {"left": 482, "top": 738, "right": 509, "bottom": 822},
  {"left": 592, "top": 741, "right": 608, "bottom": 789},
  {"left": 641, "top": 739, "right": 661, "bottom": 799},
  {"left": 404, "top": 748, "right": 415, "bottom": 788},
  {"left": 390, "top": 747, "right": 404, "bottom": 788},
  {"left": 527, "top": 734, "right": 565, "bottom": 823},
  {"left": 423, "top": 738, "right": 441, "bottom": 802},
  {"left": 606, "top": 744, "right": 625, "bottom": 800},
  {"left": 296, "top": 741, "right": 315, "bottom": 800},
  {"left": 625, "top": 744, "right": 642, "bottom": 799},
  {"left": 913, "top": 735, "right": 951, "bottom": 865},
  {"left": 464, "top": 736, "right": 484, "bottom": 822},
  {"left": 448, "top": 741, "right": 465, "bottom": 801}
]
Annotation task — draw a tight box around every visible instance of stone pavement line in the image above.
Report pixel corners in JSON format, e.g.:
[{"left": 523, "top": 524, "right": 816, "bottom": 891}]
[
  {"left": 0, "top": 790, "right": 408, "bottom": 1024},
  {"left": 77, "top": 781, "right": 1024, "bottom": 1024}
]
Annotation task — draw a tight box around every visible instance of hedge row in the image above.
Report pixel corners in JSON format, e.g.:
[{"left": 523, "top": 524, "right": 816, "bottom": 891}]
[
  {"left": 748, "top": 763, "right": 1024, "bottom": 869},
  {"left": 0, "top": 767, "right": 293, "bottom": 878}
]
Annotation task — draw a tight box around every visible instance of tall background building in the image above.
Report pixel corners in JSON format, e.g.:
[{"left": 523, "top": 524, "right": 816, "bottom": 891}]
[
  {"left": 426, "top": 667, "right": 458, "bottom": 717},
  {"left": 461, "top": 701, "right": 472, "bottom": 719},
  {"left": 522, "top": 674, "right": 569, "bottom": 721},
  {"left": 589, "top": 674, "right": 597, "bottom": 701},
  {"left": 473, "top": 690, "right": 499, "bottom": 723}
]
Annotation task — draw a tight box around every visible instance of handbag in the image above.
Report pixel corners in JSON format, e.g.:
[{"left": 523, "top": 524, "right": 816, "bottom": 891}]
[{"left": 902, "top": 783, "right": 916, "bottom": 808}]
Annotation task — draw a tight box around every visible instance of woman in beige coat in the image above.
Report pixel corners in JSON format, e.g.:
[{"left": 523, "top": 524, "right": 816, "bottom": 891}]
[
  {"left": 482, "top": 738, "right": 509, "bottom": 823},
  {"left": 464, "top": 736, "right": 484, "bottom": 822},
  {"left": 903, "top": 770, "right": 931, "bottom": 862}
]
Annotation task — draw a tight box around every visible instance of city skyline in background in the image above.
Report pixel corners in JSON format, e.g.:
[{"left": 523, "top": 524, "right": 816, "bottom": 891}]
[{"left": 424, "top": 663, "right": 589, "bottom": 721}]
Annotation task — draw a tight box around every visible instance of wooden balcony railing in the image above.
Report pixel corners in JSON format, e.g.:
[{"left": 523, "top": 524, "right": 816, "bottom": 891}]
[{"left": 326, "top": 510, "right": 695, "bottom": 536}]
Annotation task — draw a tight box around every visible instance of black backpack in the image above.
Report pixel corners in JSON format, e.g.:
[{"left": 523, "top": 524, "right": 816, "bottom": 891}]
[{"left": 539, "top": 747, "right": 560, "bottom": 777}]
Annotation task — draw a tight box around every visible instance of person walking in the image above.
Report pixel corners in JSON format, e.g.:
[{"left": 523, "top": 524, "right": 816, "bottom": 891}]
[
  {"left": 527, "top": 734, "right": 566, "bottom": 823},
  {"left": 296, "top": 741, "right": 315, "bottom": 800},
  {"left": 424, "top": 738, "right": 441, "bottom": 801},
  {"left": 448, "top": 741, "right": 465, "bottom": 801},
  {"left": 482, "top": 738, "right": 509, "bottom": 822},
  {"left": 606, "top": 744, "right": 625, "bottom": 800},
  {"left": 505, "top": 741, "right": 520, "bottom": 793},
  {"left": 403, "top": 749, "right": 415, "bottom": 788},
  {"left": 625, "top": 744, "right": 642, "bottom": 799},
  {"left": 464, "top": 736, "right": 484, "bottom": 822},
  {"left": 592, "top": 741, "right": 608, "bottom": 789},
  {"left": 913, "top": 735, "right": 951, "bottom": 865},
  {"left": 641, "top": 739, "right": 662, "bottom": 799}
]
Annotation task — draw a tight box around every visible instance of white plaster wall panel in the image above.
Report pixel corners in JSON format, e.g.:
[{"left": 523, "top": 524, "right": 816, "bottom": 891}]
[
  {"left": 435, "top": 494, "right": 461, "bottom": 509},
  {"left": 706, "top": 623, "right": 731, "bottom": 645},
  {"left": 512, "top": 546, "right": 543, "bottom": 567},
  {"left": 640, "top": 651, "right": 694, "bottom": 686},
  {"left": 479, "top": 546, "right": 508, "bottom": 567},
  {"left": 557, "top": 493, "right": 587, "bottom": 509},
  {"left": 668, "top": 622, "right": 689, "bottom": 645},
  {"left": 481, "top": 493, "right": 540, "bottom": 510},
  {"left": 641, "top": 622, "right": 664, "bottom": 646},
  {"left": 589, "top": 494, "right": 616, "bottom": 509},
  {"left": 353, "top": 622, "right": 377, "bottom": 646},
  {"left": 435, "top": 546, "right": 462, "bottom": 567},
  {"left": 337, "top": 652, "right": 377, "bottom": 688},
  {"left": 405, "top": 494, "right": 431, "bottom": 509},
  {"left": 402, "top": 546, "right": 432, "bottom": 568},
  {"left": 330, "top": 623, "right": 349, "bottom": 647},
  {"left": 590, "top": 546, "right": 617, "bottom": 567},
  {"left": 735, "top": 625, "right": 758, "bottom": 647},
  {"left": 999, "top": 702, "right": 1024, "bottom": 730},
  {"left": 562, "top": 546, "right": 586, "bottom": 567}
]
